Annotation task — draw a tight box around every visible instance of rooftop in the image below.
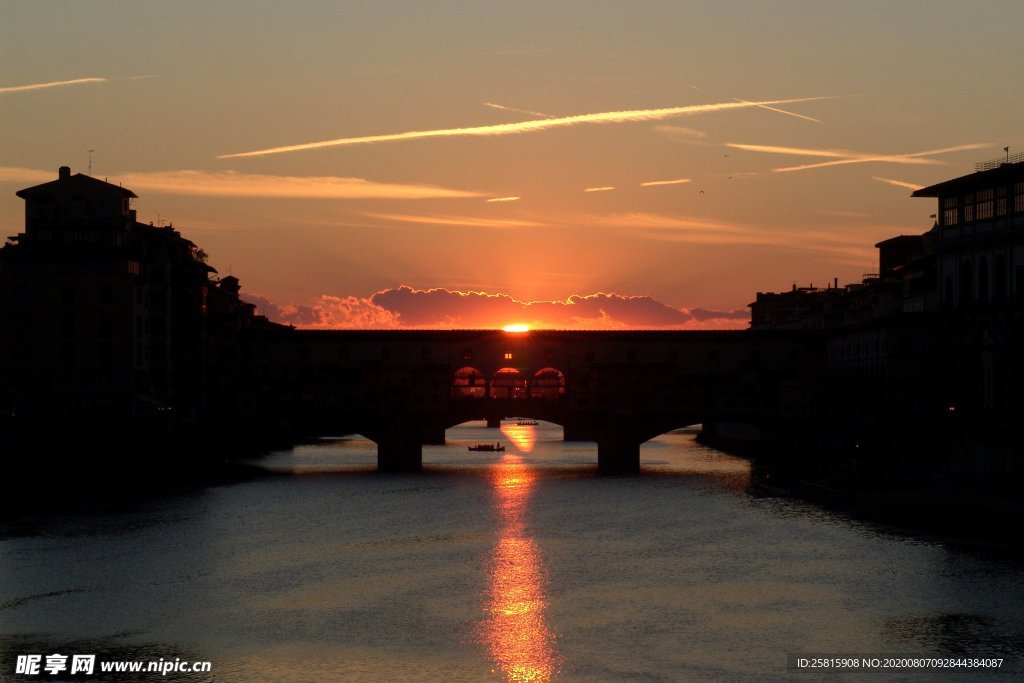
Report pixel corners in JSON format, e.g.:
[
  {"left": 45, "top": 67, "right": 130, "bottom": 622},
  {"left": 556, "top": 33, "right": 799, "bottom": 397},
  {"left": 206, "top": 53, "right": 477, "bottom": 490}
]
[{"left": 15, "top": 166, "right": 137, "bottom": 200}]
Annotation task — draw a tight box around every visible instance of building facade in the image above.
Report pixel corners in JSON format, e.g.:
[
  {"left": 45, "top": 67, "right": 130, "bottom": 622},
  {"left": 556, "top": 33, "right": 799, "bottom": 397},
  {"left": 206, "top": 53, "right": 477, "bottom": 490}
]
[
  {"left": 0, "top": 166, "right": 267, "bottom": 422},
  {"left": 751, "top": 157, "right": 1024, "bottom": 465}
]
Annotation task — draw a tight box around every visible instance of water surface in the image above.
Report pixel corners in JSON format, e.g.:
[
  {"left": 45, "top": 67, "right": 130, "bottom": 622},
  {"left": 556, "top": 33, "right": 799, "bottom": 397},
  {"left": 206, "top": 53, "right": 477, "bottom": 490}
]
[{"left": 2, "top": 422, "right": 1022, "bottom": 680}]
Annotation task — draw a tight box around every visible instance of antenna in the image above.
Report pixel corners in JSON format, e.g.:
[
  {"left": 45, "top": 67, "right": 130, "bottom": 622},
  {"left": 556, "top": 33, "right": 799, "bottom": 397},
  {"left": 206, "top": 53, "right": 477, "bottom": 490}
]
[
  {"left": 1005, "top": 146, "right": 1010, "bottom": 164},
  {"left": 87, "top": 149, "right": 95, "bottom": 175}
]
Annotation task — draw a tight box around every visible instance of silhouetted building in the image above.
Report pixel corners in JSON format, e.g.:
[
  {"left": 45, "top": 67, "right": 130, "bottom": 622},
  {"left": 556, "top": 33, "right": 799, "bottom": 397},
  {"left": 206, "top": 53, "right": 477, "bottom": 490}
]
[
  {"left": 913, "top": 156, "right": 1024, "bottom": 427},
  {"left": 751, "top": 156, "right": 1024, "bottom": 465},
  {"left": 0, "top": 167, "right": 255, "bottom": 420}
]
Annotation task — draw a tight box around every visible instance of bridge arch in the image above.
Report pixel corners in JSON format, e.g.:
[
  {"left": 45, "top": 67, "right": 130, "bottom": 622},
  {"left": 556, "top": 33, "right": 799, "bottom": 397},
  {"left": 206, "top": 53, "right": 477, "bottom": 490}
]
[
  {"left": 451, "top": 366, "right": 486, "bottom": 398},
  {"left": 490, "top": 367, "right": 527, "bottom": 399},
  {"left": 530, "top": 367, "right": 566, "bottom": 399}
]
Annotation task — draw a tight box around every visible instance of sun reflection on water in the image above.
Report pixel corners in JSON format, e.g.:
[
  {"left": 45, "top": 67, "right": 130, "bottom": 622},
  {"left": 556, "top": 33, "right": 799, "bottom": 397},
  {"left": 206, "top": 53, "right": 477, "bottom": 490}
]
[
  {"left": 500, "top": 423, "right": 536, "bottom": 453},
  {"left": 483, "top": 454, "right": 557, "bottom": 681}
]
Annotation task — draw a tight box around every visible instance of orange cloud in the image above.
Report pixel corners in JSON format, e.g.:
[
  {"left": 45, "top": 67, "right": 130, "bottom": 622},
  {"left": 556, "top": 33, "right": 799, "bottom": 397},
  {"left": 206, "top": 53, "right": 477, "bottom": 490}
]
[
  {"left": 118, "top": 169, "right": 482, "bottom": 200},
  {"left": 362, "top": 211, "right": 543, "bottom": 228},
  {"left": 0, "top": 167, "right": 481, "bottom": 200},
  {"left": 0, "top": 167, "right": 55, "bottom": 183},
  {"left": 244, "top": 294, "right": 400, "bottom": 329},
  {"left": 247, "top": 286, "right": 749, "bottom": 330}
]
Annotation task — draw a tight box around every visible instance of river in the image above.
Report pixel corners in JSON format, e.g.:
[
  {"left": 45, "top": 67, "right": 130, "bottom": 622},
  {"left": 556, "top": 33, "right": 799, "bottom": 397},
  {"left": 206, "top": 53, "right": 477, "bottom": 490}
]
[{"left": 2, "top": 422, "right": 1022, "bottom": 681}]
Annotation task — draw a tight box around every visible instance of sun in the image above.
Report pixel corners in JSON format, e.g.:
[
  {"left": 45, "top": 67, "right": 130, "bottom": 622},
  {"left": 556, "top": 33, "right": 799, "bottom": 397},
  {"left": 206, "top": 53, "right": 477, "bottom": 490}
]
[{"left": 502, "top": 323, "right": 530, "bottom": 333}]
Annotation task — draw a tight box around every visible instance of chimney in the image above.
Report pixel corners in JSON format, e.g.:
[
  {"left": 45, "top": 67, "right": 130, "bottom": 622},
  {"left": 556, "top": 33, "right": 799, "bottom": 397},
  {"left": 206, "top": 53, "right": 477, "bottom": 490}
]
[{"left": 59, "top": 166, "right": 71, "bottom": 179}]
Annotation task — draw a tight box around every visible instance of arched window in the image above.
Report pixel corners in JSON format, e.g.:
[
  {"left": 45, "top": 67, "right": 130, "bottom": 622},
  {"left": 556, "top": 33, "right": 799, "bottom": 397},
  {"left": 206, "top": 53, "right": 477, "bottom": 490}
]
[
  {"left": 531, "top": 367, "right": 566, "bottom": 398},
  {"left": 451, "top": 366, "right": 486, "bottom": 398},
  {"left": 490, "top": 368, "right": 527, "bottom": 399}
]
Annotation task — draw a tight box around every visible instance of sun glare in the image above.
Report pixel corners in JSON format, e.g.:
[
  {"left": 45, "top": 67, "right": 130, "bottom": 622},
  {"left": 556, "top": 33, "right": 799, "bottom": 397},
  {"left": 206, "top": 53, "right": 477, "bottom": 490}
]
[{"left": 503, "top": 324, "right": 530, "bottom": 333}]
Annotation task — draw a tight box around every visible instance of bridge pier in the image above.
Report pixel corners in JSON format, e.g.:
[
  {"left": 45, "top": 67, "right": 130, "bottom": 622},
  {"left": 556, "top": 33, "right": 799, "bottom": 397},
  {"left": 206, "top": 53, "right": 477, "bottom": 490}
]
[
  {"left": 596, "top": 435, "right": 641, "bottom": 473},
  {"left": 376, "top": 434, "right": 423, "bottom": 472},
  {"left": 421, "top": 424, "right": 446, "bottom": 445}
]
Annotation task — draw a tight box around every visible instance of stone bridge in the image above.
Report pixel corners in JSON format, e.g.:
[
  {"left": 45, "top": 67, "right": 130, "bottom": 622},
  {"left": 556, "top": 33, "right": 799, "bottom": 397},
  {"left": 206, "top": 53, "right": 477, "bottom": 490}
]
[{"left": 231, "top": 329, "right": 819, "bottom": 472}]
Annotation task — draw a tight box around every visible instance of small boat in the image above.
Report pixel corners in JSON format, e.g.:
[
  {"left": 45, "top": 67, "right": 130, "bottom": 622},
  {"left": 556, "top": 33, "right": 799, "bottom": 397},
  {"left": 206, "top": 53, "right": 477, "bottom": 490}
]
[
  {"left": 468, "top": 443, "right": 505, "bottom": 452},
  {"left": 516, "top": 419, "right": 539, "bottom": 426}
]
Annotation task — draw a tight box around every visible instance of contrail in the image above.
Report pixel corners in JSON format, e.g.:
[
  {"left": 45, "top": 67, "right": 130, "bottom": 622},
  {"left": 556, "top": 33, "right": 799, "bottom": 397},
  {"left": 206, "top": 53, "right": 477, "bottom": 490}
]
[
  {"left": 482, "top": 102, "right": 553, "bottom": 118},
  {"left": 725, "top": 143, "right": 862, "bottom": 158},
  {"left": 0, "top": 75, "right": 158, "bottom": 94},
  {"left": 584, "top": 186, "right": 615, "bottom": 193},
  {"left": 872, "top": 176, "right": 923, "bottom": 190},
  {"left": 486, "top": 196, "right": 521, "bottom": 202},
  {"left": 773, "top": 144, "right": 990, "bottom": 172},
  {"left": 640, "top": 178, "right": 691, "bottom": 187},
  {"left": 0, "top": 77, "right": 107, "bottom": 94},
  {"left": 725, "top": 142, "right": 990, "bottom": 172},
  {"left": 218, "top": 96, "right": 833, "bottom": 159},
  {"left": 733, "top": 98, "right": 820, "bottom": 123}
]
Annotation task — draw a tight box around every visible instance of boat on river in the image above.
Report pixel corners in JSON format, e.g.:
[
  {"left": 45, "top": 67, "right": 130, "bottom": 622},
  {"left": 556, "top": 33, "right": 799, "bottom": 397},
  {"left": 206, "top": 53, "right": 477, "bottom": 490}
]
[{"left": 468, "top": 443, "right": 505, "bottom": 452}]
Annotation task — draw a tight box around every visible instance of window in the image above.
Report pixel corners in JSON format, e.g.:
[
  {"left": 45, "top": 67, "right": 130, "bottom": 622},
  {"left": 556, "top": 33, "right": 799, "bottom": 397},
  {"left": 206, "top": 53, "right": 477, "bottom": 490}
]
[
  {"left": 942, "top": 195, "right": 958, "bottom": 226},
  {"left": 504, "top": 352, "right": 513, "bottom": 360},
  {"left": 976, "top": 188, "right": 994, "bottom": 220},
  {"left": 1015, "top": 182, "right": 1024, "bottom": 214}
]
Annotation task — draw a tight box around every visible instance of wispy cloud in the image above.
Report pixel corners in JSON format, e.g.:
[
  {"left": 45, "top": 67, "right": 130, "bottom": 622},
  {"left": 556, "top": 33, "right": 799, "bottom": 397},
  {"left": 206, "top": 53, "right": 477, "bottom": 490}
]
[
  {"left": 872, "top": 176, "right": 924, "bottom": 190},
  {"left": 733, "top": 98, "right": 821, "bottom": 123},
  {"left": 362, "top": 212, "right": 544, "bottom": 228},
  {"left": 652, "top": 125, "right": 709, "bottom": 144},
  {"left": 486, "top": 196, "right": 521, "bottom": 203},
  {"left": 640, "top": 178, "right": 691, "bottom": 187},
  {"left": 218, "top": 96, "right": 833, "bottom": 158},
  {"left": 0, "top": 167, "right": 56, "bottom": 183},
  {"left": 584, "top": 186, "right": 615, "bottom": 193},
  {"left": 725, "top": 142, "right": 990, "bottom": 172},
  {"left": 482, "top": 102, "right": 552, "bottom": 118},
  {"left": 0, "top": 166, "right": 481, "bottom": 200},
  {"left": 0, "top": 75, "right": 156, "bottom": 94},
  {"left": 122, "top": 170, "right": 482, "bottom": 200},
  {"left": 592, "top": 211, "right": 877, "bottom": 263},
  {"left": 0, "top": 77, "right": 106, "bottom": 94},
  {"left": 726, "top": 143, "right": 879, "bottom": 159}
]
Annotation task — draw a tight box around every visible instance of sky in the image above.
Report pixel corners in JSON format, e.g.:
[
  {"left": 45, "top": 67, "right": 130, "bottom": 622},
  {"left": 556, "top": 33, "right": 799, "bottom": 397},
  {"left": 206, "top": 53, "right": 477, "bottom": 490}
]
[{"left": 2, "top": 0, "right": 1022, "bottom": 329}]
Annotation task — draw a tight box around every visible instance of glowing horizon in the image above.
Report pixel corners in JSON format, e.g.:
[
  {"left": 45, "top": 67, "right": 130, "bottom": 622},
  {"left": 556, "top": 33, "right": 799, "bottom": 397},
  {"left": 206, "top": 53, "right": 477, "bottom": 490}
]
[{"left": 4, "top": 2, "right": 1018, "bottom": 333}]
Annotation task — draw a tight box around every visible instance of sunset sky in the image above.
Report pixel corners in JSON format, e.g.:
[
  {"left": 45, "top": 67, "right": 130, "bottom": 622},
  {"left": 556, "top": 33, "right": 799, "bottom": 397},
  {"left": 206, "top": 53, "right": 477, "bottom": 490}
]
[{"left": 2, "top": 1, "right": 1021, "bottom": 329}]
